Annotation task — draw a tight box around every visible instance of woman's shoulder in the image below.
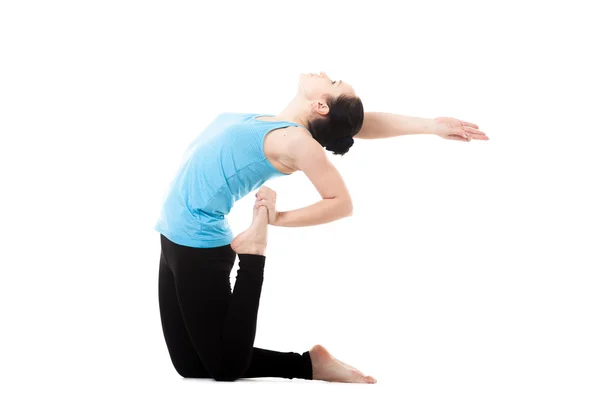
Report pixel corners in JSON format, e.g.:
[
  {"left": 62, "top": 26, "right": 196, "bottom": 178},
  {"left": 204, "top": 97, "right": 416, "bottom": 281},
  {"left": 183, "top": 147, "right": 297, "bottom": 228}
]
[
  {"left": 284, "top": 124, "right": 312, "bottom": 138},
  {"left": 280, "top": 125, "right": 313, "bottom": 144},
  {"left": 282, "top": 126, "right": 323, "bottom": 156}
]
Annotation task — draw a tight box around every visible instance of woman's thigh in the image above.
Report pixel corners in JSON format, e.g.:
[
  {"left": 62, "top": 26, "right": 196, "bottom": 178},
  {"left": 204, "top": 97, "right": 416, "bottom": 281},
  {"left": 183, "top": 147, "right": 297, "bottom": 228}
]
[
  {"left": 158, "top": 250, "right": 211, "bottom": 378},
  {"left": 160, "top": 235, "right": 237, "bottom": 372}
]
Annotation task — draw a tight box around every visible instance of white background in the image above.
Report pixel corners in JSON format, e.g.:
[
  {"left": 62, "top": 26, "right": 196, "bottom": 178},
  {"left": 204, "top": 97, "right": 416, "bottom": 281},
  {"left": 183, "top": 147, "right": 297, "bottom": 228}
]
[{"left": 1, "top": 0, "right": 599, "bottom": 399}]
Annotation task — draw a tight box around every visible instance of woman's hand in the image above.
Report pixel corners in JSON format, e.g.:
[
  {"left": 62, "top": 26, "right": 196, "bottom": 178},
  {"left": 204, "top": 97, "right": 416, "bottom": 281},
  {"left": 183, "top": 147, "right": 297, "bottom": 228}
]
[
  {"left": 433, "top": 117, "right": 489, "bottom": 142},
  {"left": 255, "top": 185, "right": 278, "bottom": 225}
]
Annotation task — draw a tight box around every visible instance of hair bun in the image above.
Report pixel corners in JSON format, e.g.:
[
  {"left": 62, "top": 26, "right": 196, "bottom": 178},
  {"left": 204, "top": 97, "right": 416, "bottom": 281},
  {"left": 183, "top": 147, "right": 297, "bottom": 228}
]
[{"left": 325, "top": 136, "right": 354, "bottom": 155}]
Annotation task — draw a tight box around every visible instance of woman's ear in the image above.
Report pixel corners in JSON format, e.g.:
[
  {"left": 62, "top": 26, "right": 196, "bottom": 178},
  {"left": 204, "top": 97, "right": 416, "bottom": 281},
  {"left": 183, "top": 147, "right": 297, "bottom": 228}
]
[{"left": 312, "top": 100, "right": 329, "bottom": 117}]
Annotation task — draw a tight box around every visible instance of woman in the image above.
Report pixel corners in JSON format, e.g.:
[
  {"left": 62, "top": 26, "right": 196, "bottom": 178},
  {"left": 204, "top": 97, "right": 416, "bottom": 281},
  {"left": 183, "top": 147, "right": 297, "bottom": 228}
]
[{"left": 155, "top": 71, "right": 488, "bottom": 383}]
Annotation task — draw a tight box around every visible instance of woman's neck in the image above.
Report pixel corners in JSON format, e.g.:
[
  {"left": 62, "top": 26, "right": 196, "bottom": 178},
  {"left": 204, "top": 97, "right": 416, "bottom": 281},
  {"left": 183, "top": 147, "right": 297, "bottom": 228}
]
[{"left": 273, "top": 98, "right": 310, "bottom": 128}]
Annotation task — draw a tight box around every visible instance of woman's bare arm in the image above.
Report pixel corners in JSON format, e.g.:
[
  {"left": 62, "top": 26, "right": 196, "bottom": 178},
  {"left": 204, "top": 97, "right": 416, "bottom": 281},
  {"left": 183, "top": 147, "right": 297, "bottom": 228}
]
[
  {"left": 356, "top": 112, "right": 487, "bottom": 141},
  {"left": 354, "top": 111, "right": 438, "bottom": 139},
  {"left": 272, "top": 129, "right": 353, "bottom": 228}
]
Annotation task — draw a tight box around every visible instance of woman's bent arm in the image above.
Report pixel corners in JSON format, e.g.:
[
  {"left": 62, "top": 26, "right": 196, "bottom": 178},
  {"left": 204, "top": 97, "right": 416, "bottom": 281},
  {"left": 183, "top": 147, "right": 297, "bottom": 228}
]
[
  {"left": 273, "top": 128, "right": 353, "bottom": 227},
  {"left": 273, "top": 198, "right": 352, "bottom": 227}
]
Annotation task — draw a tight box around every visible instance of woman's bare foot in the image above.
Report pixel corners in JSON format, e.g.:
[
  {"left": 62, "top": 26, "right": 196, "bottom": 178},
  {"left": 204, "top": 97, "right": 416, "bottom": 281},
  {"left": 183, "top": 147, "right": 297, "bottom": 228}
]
[
  {"left": 230, "top": 205, "right": 268, "bottom": 255},
  {"left": 309, "top": 344, "right": 377, "bottom": 384}
]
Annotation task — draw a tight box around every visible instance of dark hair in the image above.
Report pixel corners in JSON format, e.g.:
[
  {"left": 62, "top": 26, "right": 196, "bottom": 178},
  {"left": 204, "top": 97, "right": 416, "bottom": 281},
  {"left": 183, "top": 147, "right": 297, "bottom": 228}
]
[{"left": 306, "top": 94, "right": 364, "bottom": 156}]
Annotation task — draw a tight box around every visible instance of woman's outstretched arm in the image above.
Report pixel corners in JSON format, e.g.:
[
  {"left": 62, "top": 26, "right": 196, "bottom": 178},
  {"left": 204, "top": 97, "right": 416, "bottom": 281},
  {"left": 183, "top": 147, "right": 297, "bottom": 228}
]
[{"left": 355, "top": 111, "right": 489, "bottom": 142}]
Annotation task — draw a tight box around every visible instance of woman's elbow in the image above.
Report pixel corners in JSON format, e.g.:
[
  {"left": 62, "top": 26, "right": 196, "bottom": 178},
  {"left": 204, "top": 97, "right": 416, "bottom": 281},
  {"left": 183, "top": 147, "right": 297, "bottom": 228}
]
[
  {"left": 332, "top": 197, "right": 352, "bottom": 218},
  {"left": 343, "top": 201, "right": 353, "bottom": 217}
]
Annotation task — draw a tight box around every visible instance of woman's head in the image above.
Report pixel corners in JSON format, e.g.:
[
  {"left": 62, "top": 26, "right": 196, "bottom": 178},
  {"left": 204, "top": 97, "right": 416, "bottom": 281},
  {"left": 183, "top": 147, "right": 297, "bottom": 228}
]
[{"left": 297, "top": 72, "right": 364, "bottom": 156}]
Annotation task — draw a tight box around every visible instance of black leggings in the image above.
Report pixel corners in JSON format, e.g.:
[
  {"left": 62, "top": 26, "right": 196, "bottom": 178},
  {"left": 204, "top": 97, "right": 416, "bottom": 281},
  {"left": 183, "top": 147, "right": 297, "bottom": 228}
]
[{"left": 158, "top": 234, "right": 313, "bottom": 381}]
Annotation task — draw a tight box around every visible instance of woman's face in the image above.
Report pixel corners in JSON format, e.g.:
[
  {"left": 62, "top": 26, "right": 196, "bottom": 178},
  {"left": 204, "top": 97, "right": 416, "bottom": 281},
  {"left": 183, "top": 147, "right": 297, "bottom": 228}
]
[{"left": 298, "top": 71, "right": 356, "bottom": 101}]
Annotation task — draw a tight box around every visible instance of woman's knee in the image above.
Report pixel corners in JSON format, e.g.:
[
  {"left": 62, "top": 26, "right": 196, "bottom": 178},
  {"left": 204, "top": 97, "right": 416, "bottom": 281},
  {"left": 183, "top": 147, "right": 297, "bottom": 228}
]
[
  {"left": 210, "top": 361, "right": 248, "bottom": 382},
  {"left": 211, "top": 369, "right": 242, "bottom": 382},
  {"left": 175, "top": 365, "right": 201, "bottom": 379}
]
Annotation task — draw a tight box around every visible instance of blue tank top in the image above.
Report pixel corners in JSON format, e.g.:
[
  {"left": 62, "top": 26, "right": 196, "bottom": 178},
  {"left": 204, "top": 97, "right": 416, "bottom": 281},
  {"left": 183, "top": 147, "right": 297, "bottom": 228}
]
[{"left": 154, "top": 112, "right": 304, "bottom": 248}]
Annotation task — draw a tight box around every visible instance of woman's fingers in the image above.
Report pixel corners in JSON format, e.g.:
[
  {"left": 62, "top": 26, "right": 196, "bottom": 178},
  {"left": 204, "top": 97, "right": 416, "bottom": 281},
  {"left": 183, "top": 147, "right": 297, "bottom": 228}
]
[
  {"left": 255, "top": 198, "right": 274, "bottom": 209},
  {"left": 459, "top": 120, "right": 479, "bottom": 129},
  {"left": 463, "top": 126, "right": 488, "bottom": 138},
  {"left": 256, "top": 185, "right": 276, "bottom": 199},
  {"left": 256, "top": 186, "right": 277, "bottom": 224},
  {"left": 255, "top": 199, "right": 276, "bottom": 223},
  {"left": 255, "top": 198, "right": 266, "bottom": 207},
  {"left": 255, "top": 196, "right": 274, "bottom": 204},
  {"left": 447, "top": 134, "right": 468, "bottom": 141},
  {"left": 256, "top": 187, "right": 277, "bottom": 206}
]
